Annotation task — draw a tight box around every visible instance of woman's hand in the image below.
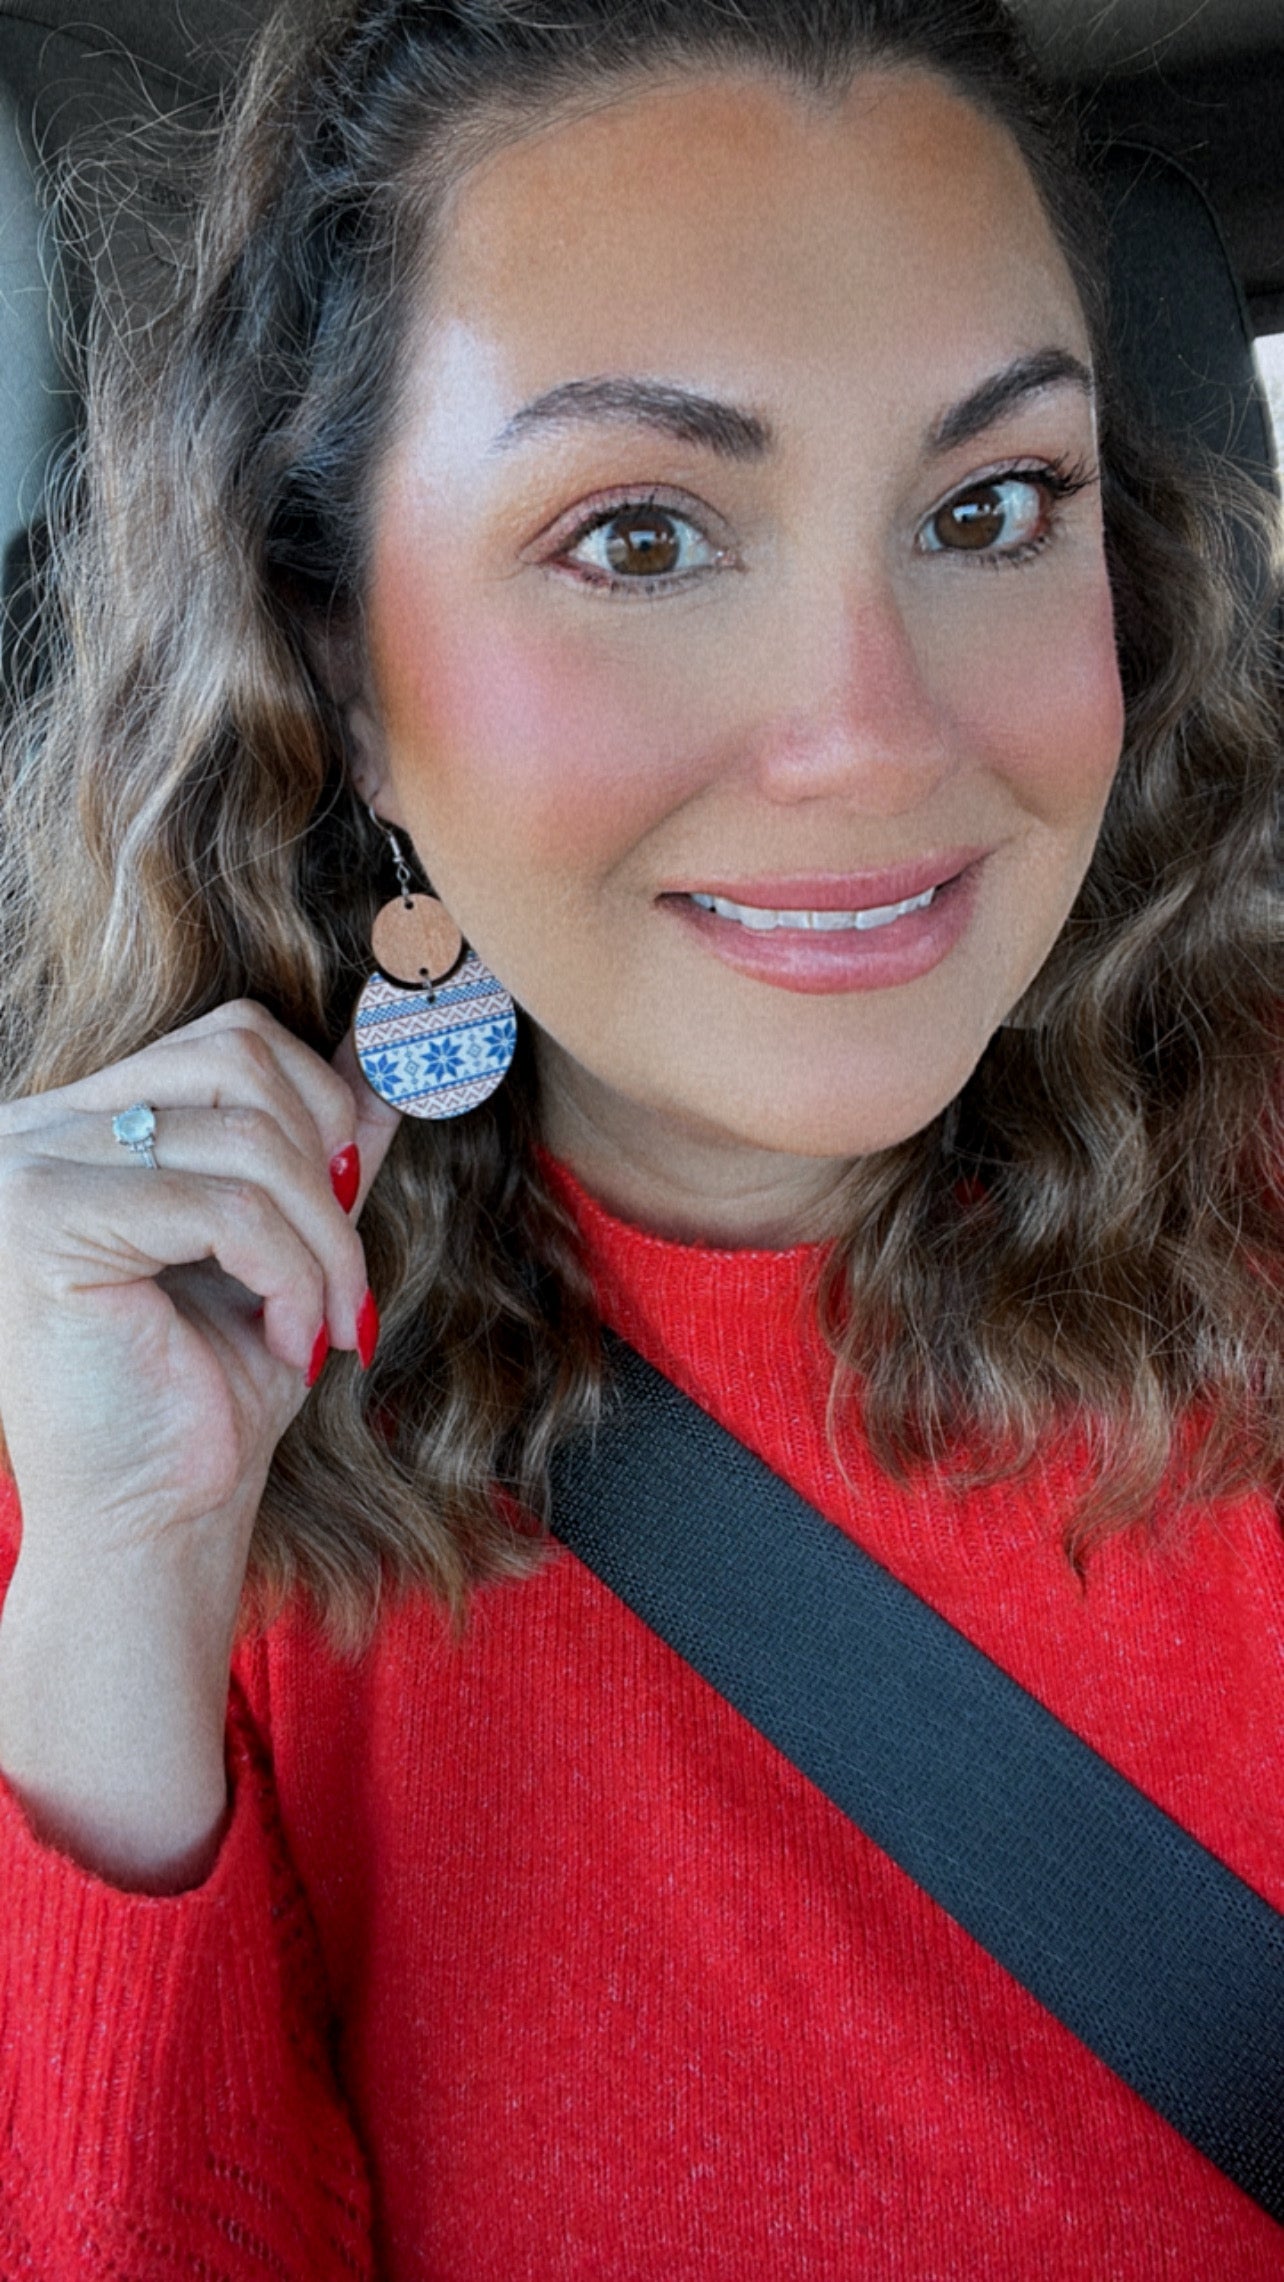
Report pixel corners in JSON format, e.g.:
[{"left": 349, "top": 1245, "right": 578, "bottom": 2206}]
[
  {"left": 0, "top": 1000, "right": 401, "bottom": 1887},
  {"left": 0, "top": 999, "right": 397, "bottom": 1547}
]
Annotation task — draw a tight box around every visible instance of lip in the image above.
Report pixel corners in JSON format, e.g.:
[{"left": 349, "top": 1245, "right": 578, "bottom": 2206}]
[
  {"left": 661, "top": 850, "right": 989, "bottom": 996},
  {"left": 659, "top": 847, "right": 992, "bottom": 911}
]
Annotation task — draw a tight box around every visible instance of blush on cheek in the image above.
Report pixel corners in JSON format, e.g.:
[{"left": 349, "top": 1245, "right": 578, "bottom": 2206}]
[
  {"left": 374, "top": 592, "right": 704, "bottom": 869},
  {"left": 956, "top": 589, "right": 1124, "bottom": 816},
  {"left": 1042, "top": 608, "right": 1125, "bottom": 808}
]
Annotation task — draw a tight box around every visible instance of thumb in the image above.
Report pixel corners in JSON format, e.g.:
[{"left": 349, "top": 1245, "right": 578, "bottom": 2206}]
[{"left": 331, "top": 1026, "right": 404, "bottom": 1217}]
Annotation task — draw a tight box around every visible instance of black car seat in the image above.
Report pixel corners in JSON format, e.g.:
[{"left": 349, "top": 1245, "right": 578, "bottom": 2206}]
[
  {"left": 1096, "top": 139, "right": 1279, "bottom": 500},
  {"left": 0, "top": 4, "right": 1279, "bottom": 646}
]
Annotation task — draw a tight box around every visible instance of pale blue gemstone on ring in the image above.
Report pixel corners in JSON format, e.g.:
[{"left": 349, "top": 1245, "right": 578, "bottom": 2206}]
[
  {"left": 113, "top": 1103, "right": 156, "bottom": 1146},
  {"left": 112, "top": 1101, "right": 159, "bottom": 1165}
]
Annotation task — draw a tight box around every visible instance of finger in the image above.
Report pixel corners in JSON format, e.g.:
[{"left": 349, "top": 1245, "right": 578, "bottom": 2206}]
[
  {"left": 0, "top": 1154, "right": 333, "bottom": 1375},
  {"left": 182, "top": 1002, "right": 360, "bottom": 1165},
  {"left": 6, "top": 1003, "right": 358, "bottom": 1172},
  {"left": 330, "top": 1026, "right": 403, "bottom": 1219},
  {"left": 30, "top": 1104, "right": 370, "bottom": 1351}
]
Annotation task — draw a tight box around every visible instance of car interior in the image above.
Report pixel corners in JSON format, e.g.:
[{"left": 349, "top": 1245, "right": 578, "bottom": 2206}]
[{"left": 0, "top": 0, "right": 1281, "bottom": 669}]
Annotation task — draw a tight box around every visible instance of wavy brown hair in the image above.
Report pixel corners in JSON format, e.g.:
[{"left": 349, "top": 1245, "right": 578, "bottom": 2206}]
[{"left": 1, "top": 0, "right": 1281, "bottom": 1649}]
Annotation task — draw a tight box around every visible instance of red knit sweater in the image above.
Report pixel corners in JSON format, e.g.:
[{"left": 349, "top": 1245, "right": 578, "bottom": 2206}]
[{"left": 2, "top": 1156, "right": 1282, "bottom": 2279}]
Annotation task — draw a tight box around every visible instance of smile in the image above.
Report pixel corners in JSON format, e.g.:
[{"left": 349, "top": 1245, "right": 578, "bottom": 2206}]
[
  {"left": 687, "top": 887, "right": 938, "bottom": 932},
  {"left": 666, "top": 857, "right": 985, "bottom": 996}
]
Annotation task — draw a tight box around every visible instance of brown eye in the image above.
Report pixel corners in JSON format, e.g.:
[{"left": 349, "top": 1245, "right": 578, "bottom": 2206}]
[
  {"left": 602, "top": 507, "right": 683, "bottom": 577},
  {"left": 557, "top": 496, "right": 726, "bottom": 592},
  {"left": 925, "top": 474, "right": 1046, "bottom": 556}
]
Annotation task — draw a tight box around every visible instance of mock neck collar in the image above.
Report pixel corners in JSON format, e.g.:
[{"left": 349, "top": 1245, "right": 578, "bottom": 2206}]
[{"left": 537, "top": 1148, "right": 834, "bottom": 1413}]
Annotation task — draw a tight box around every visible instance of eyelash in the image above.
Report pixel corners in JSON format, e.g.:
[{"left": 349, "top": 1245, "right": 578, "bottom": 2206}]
[
  {"left": 548, "top": 485, "right": 729, "bottom": 598},
  {"left": 925, "top": 454, "right": 1098, "bottom": 573},
  {"left": 546, "top": 456, "right": 1098, "bottom": 598}
]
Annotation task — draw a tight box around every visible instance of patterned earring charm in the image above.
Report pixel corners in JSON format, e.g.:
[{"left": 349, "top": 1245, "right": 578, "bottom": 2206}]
[{"left": 354, "top": 822, "right": 517, "bottom": 1120}]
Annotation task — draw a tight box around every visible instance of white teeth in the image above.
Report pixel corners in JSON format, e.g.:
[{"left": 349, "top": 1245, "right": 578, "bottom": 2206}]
[{"left": 688, "top": 886, "right": 937, "bottom": 931}]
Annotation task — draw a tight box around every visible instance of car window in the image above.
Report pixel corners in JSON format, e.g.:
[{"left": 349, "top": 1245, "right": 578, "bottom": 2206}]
[{"left": 1256, "top": 333, "right": 1284, "bottom": 470}]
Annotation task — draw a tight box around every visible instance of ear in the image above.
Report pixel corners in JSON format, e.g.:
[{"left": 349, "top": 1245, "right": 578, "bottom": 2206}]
[
  {"left": 298, "top": 599, "right": 409, "bottom": 831},
  {"left": 346, "top": 697, "right": 409, "bottom": 831}
]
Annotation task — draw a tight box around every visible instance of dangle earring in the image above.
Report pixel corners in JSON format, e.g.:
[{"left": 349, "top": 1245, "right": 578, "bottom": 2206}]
[{"left": 354, "top": 813, "right": 517, "bottom": 1119}]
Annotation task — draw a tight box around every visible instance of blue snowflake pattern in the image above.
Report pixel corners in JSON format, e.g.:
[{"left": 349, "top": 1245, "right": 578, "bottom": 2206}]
[
  {"left": 478, "top": 1016, "right": 518, "bottom": 1066},
  {"left": 424, "top": 1036, "right": 467, "bottom": 1081},
  {"left": 359, "top": 1012, "right": 516, "bottom": 1105},
  {"left": 360, "top": 1048, "right": 420, "bottom": 1103}
]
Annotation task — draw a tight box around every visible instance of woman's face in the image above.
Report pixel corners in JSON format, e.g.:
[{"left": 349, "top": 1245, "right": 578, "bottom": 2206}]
[{"left": 354, "top": 67, "right": 1125, "bottom": 1236}]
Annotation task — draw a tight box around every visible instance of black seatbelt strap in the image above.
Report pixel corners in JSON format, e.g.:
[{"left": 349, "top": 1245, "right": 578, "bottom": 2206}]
[{"left": 548, "top": 1335, "right": 1284, "bottom": 2224}]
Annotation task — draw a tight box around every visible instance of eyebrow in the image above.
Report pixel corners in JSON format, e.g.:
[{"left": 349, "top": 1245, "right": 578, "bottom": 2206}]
[
  {"left": 487, "top": 347, "right": 1094, "bottom": 463},
  {"left": 490, "top": 375, "right": 771, "bottom": 460},
  {"left": 928, "top": 347, "right": 1095, "bottom": 453}
]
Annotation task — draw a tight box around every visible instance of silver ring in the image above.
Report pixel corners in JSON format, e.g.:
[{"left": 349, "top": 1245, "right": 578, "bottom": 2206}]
[{"left": 112, "top": 1101, "right": 159, "bottom": 1170}]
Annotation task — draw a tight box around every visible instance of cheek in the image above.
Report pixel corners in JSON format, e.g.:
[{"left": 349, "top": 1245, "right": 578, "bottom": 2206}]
[
  {"left": 945, "top": 571, "right": 1125, "bottom": 821},
  {"left": 370, "top": 580, "right": 701, "bottom": 879}
]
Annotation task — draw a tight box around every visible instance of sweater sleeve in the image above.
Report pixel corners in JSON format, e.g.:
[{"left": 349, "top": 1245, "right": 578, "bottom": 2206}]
[{"left": 0, "top": 1488, "right": 375, "bottom": 2281}]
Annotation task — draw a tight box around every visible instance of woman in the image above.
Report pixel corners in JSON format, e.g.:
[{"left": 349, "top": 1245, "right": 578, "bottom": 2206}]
[{"left": 0, "top": 0, "right": 1280, "bottom": 2272}]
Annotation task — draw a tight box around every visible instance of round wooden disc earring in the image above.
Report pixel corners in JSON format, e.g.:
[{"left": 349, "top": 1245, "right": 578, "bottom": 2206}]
[
  {"left": 371, "top": 893, "right": 463, "bottom": 991},
  {"left": 356, "top": 815, "right": 516, "bottom": 1121}
]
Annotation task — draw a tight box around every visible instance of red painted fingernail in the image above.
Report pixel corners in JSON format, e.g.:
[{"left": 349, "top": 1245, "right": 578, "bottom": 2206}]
[
  {"left": 305, "top": 1324, "right": 330, "bottom": 1388},
  {"left": 329, "top": 1145, "right": 361, "bottom": 1215},
  {"left": 356, "top": 1289, "right": 380, "bottom": 1371}
]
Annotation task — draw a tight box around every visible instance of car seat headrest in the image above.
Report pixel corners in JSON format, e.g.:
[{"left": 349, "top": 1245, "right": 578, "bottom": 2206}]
[{"left": 1096, "top": 140, "right": 1278, "bottom": 493}]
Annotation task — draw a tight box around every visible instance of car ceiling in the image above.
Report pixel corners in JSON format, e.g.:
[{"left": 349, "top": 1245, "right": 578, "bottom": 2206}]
[
  {"left": 0, "top": 0, "right": 1279, "bottom": 89},
  {"left": 0, "top": 0, "right": 1278, "bottom": 76},
  {"left": 0, "top": 0, "right": 1281, "bottom": 322},
  {"left": 1020, "top": 0, "right": 1284, "bottom": 74}
]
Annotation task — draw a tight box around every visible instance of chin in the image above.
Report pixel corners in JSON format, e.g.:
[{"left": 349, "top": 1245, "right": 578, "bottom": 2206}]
[
  {"left": 701, "top": 1041, "right": 997, "bottom": 1160},
  {"left": 686, "top": 1087, "right": 970, "bottom": 1163}
]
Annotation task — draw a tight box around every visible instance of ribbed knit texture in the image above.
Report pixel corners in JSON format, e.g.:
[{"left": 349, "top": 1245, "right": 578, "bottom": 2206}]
[{"left": 2, "top": 1152, "right": 1282, "bottom": 2278}]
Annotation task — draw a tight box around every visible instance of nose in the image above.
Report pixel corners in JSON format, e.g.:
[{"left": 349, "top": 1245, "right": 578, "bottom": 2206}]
[{"left": 745, "top": 575, "right": 959, "bottom": 815}]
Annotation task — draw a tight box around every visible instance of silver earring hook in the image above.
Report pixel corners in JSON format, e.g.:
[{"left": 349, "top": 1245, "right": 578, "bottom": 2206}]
[{"left": 368, "top": 803, "right": 416, "bottom": 910}]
